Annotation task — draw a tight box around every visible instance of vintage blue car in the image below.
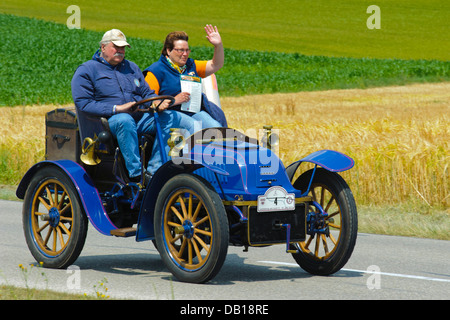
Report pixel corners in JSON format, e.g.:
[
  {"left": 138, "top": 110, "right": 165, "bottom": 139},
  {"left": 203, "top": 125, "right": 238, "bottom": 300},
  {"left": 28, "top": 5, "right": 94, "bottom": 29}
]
[{"left": 16, "top": 95, "right": 357, "bottom": 283}]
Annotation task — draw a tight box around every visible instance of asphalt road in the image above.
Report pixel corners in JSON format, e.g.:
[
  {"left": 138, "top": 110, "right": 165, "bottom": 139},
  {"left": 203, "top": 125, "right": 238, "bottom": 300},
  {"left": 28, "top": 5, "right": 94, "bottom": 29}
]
[{"left": 1, "top": 199, "right": 449, "bottom": 300}]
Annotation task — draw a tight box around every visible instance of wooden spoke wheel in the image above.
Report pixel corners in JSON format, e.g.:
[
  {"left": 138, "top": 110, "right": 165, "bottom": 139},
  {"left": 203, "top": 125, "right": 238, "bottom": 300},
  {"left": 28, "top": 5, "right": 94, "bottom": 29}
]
[
  {"left": 154, "top": 174, "right": 228, "bottom": 283},
  {"left": 292, "top": 168, "right": 358, "bottom": 275},
  {"left": 23, "top": 166, "right": 87, "bottom": 268}
]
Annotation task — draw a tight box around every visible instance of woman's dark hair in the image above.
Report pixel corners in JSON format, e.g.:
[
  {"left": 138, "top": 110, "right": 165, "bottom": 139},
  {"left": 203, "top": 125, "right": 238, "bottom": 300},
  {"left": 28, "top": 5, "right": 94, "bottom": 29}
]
[{"left": 161, "top": 31, "right": 189, "bottom": 56}]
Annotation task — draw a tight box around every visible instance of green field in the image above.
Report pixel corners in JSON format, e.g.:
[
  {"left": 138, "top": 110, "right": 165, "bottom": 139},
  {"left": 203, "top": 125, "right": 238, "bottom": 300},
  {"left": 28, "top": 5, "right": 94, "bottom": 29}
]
[
  {"left": 1, "top": 0, "right": 448, "bottom": 60},
  {"left": 1, "top": 13, "right": 449, "bottom": 106},
  {"left": 1, "top": 0, "right": 449, "bottom": 106}
]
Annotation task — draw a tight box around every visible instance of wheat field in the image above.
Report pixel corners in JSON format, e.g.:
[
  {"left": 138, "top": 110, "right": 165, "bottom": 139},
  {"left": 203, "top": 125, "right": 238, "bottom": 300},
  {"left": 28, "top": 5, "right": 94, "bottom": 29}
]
[
  {"left": 223, "top": 82, "right": 449, "bottom": 210},
  {"left": 1, "top": 83, "right": 449, "bottom": 211}
]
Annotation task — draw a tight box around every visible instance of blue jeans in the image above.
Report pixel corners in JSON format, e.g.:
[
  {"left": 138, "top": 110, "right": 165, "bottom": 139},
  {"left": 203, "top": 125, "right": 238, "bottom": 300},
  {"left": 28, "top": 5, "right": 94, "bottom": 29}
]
[
  {"left": 108, "top": 110, "right": 195, "bottom": 177},
  {"left": 180, "top": 110, "right": 221, "bottom": 132}
]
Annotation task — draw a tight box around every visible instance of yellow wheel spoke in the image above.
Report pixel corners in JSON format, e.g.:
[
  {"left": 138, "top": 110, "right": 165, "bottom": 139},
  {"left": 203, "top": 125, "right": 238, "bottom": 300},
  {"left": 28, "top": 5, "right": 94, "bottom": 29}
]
[
  {"left": 58, "top": 222, "right": 71, "bottom": 236},
  {"left": 320, "top": 187, "right": 325, "bottom": 207},
  {"left": 56, "top": 227, "right": 64, "bottom": 248},
  {"left": 314, "top": 236, "right": 320, "bottom": 257},
  {"left": 191, "top": 239, "right": 203, "bottom": 263},
  {"left": 177, "top": 238, "right": 187, "bottom": 259},
  {"left": 37, "top": 222, "right": 50, "bottom": 234},
  {"left": 38, "top": 196, "right": 51, "bottom": 210},
  {"left": 192, "top": 201, "right": 203, "bottom": 222},
  {"left": 168, "top": 221, "right": 181, "bottom": 228},
  {"left": 45, "top": 186, "right": 54, "bottom": 206},
  {"left": 194, "top": 215, "right": 209, "bottom": 227},
  {"left": 57, "top": 191, "right": 67, "bottom": 210},
  {"left": 328, "top": 210, "right": 340, "bottom": 219},
  {"left": 59, "top": 202, "right": 72, "bottom": 216},
  {"left": 328, "top": 223, "right": 341, "bottom": 229},
  {"left": 171, "top": 234, "right": 183, "bottom": 244},
  {"left": 53, "top": 183, "right": 58, "bottom": 207},
  {"left": 329, "top": 233, "right": 337, "bottom": 245},
  {"left": 170, "top": 205, "right": 184, "bottom": 223},
  {"left": 43, "top": 227, "right": 53, "bottom": 246},
  {"left": 188, "top": 194, "right": 193, "bottom": 219},
  {"left": 321, "top": 234, "right": 329, "bottom": 255},
  {"left": 304, "top": 236, "right": 313, "bottom": 250},
  {"left": 324, "top": 195, "right": 335, "bottom": 212},
  {"left": 52, "top": 227, "right": 57, "bottom": 251},
  {"left": 193, "top": 234, "right": 209, "bottom": 251},
  {"left": 311, "top": 190, "right": 317, "bottom": 203},
  {"left": 188, "top": 240, "right": 193, "bottom": 265},
  {"left": 195, "top": 228, "right": 212, "bottom": 237},
  {"left": 178, "top": 195, "right": 188, "bottom": 219}
]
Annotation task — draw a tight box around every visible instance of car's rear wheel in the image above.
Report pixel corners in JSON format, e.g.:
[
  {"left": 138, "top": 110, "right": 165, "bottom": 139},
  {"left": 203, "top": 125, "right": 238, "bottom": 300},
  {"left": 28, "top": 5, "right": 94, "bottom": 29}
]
[{"left": 22, "top": 166, "right": 88, "bottom": 268}]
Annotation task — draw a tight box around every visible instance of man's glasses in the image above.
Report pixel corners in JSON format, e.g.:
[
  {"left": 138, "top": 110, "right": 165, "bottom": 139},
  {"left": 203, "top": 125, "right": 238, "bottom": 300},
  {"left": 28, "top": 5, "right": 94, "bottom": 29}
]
[{"left": 172, "top": 48, "right": 191, "bottom": 54}]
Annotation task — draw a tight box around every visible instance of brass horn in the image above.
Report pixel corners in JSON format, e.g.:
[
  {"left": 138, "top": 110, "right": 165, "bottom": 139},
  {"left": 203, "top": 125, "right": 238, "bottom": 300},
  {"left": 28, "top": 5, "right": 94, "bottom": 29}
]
[
  {"left": 168, "top": 128, "right": 185, "bottom": 157},
  {"left": 80, "top": 137, "right": 101, "bottom": 165},
  {"left": 261, "top": 125, "right": 279, "bottom": 150}
]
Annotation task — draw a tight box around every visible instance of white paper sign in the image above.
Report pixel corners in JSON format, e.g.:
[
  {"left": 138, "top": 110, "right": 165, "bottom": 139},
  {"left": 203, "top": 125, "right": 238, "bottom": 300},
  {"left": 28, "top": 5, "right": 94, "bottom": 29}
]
[
  {"left": 180, "top": 75, "right": 202, "bottom": 113},
  {"left": 257, "top": 186, "right": 295, "bottom": 212}
]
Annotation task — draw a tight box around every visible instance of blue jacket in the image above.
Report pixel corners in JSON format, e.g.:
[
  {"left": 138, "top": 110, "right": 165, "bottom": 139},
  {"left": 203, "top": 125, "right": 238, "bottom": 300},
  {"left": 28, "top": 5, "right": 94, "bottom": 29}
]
[
  {"left": 71, "top": 50, "right": 156, "bottom": 119},
  {"left": 143, "top": 55, "right": 227, "bottom": 127}
]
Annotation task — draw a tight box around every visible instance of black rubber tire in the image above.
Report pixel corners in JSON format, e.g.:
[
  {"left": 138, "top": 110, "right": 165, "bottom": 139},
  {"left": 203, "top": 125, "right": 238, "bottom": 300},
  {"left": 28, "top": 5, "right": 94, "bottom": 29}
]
[
  {"left": 22, "top": 166, "right": 88, "bottom": 269},
  {"left": 154, "top": 173, "right": 229, "bottom": 283},
  {"left": 291, "top": 168, "right": 358, "bottom": 275}
]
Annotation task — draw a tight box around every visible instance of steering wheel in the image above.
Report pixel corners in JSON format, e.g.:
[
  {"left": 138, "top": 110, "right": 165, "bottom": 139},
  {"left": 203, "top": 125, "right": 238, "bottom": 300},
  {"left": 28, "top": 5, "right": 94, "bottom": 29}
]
[{"left": 131, "top": 95, "right": 176, "bottom": 112}]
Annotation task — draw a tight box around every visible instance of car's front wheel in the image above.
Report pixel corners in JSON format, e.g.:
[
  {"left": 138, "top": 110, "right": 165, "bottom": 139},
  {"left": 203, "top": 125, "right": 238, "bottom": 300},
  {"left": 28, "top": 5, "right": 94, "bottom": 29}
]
[
  {"left": 154, "top": 173, "right": 229, "bottom": 283},
  {"left": 291, "top": 168, "right": 358, "bottom": 275}
]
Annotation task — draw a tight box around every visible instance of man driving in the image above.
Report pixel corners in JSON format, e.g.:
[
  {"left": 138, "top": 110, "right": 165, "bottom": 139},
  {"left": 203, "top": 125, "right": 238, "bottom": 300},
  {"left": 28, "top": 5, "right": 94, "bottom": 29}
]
[{"left": 71, "top": 29, "right": 195, "bottom": 181}]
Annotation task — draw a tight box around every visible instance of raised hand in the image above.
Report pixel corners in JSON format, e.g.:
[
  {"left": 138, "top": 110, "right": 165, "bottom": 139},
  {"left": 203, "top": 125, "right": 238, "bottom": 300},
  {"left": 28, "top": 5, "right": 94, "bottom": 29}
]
[{"left": 205, "top": 24, "right": 222, "bottom": 47}]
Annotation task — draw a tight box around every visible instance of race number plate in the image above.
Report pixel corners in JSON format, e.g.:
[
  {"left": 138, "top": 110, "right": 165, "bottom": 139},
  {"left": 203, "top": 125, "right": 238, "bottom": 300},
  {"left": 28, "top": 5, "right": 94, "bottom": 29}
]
[{"left": 257, "top": 186, "right": 295, "bottom": 212}]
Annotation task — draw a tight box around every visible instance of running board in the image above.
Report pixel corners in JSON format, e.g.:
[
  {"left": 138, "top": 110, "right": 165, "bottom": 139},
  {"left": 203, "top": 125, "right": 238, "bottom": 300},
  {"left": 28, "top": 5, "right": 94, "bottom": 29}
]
[{"left": 110, "top": 227, "right": 136, "bottom": 237}]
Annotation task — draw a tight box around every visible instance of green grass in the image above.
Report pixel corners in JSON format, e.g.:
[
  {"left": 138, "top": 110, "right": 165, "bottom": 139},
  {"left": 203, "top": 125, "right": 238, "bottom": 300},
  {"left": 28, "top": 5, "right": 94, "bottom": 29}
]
[
  {"left": 1, "top": 0, "right": 448, "bottom": 60},
  {"left": 1, "top": 13, "right": 449, "bottom": 106},
  {"left": 0, "top": 185, "right": 18, "bottom": 201},
  {"left": 1, "top": 263, "right": 113, "bottom": 300},
  {"left": 358, "top": 204, "right": 450, "bottom": 241},
  {"left": 0, "top": 284, "right": 96, "bottom": 300}
]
